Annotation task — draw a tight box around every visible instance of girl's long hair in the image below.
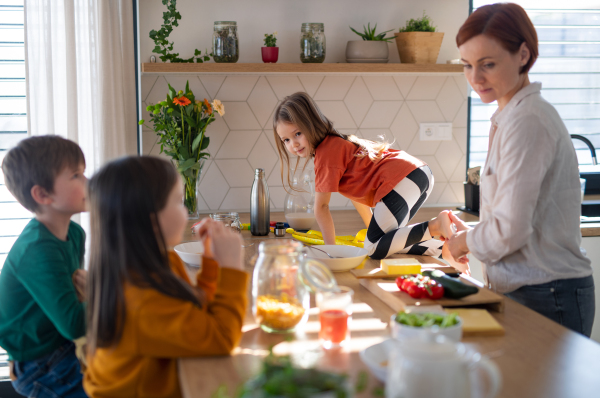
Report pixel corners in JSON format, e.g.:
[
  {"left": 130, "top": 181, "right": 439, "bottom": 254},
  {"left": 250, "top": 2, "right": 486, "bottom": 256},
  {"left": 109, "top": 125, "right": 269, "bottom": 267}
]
[
  {"left": 272, "top": 92, "right": 391, "bottom": 190},
  {"left": 86, "top": 156, "right": 201, "bottom": 353}
]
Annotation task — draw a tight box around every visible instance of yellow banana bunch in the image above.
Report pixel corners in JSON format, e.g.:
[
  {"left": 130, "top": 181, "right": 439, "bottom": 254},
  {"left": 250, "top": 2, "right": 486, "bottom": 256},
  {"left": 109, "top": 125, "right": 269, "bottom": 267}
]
[{"left": 286, "top": 228, "right": 366, "bottom": 248}]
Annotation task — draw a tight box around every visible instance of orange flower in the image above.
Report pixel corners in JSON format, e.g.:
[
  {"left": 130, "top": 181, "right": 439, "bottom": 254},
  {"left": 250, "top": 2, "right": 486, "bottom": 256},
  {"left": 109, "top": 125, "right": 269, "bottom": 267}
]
[
  {"left": 173, "top": 96, "right": 191, "bottom": 106},
  {"left": 203, "top": 98, "right": 212, "bottom": 114}
]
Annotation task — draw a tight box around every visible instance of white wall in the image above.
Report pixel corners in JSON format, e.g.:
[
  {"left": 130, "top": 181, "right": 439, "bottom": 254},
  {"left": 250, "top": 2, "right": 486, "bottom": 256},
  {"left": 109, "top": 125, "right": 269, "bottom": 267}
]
[
  {"left": 139, "top": 0, "right": 468, "bottom": 65},
  {"left": 138, "top": 1, "right": 471, "bottom": 212}
]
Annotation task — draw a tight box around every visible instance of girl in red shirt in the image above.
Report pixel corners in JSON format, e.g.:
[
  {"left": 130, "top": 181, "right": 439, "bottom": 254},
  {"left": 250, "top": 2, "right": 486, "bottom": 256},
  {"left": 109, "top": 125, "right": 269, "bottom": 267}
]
[{"left": 273, "top": 92, "right": 466, "bottom": 270}]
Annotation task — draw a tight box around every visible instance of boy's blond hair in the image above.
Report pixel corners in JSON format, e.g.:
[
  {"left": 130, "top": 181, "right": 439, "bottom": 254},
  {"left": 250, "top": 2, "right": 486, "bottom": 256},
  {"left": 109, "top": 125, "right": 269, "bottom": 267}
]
[{"left": 2, "top": 136, "right": 85, "bottom": 212}]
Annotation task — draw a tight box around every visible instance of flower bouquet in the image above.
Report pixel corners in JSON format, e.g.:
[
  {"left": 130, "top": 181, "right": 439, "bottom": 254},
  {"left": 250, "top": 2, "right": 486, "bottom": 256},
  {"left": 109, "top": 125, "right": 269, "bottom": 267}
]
[{"left": 139, "top": 81, "right": 224, "bottom": 218}]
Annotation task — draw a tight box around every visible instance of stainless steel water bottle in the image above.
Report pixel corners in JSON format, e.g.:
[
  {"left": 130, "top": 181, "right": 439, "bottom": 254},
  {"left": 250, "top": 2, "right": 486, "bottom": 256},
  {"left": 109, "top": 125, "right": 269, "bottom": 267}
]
[{"left": 251, "top": 168, "right": 270, "bottom": 236}]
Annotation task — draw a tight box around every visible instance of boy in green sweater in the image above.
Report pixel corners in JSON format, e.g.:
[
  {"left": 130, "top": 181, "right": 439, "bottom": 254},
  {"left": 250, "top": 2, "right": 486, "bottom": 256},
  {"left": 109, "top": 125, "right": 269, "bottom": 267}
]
[{"left": 0, "top": 136, "right": 88, "bottom": 397}]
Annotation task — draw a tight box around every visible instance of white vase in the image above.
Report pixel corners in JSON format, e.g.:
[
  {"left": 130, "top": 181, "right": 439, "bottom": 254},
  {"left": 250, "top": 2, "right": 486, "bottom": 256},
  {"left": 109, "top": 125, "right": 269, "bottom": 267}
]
[{"left": 345, "top": 40, "right": 389, "bottom": 63}]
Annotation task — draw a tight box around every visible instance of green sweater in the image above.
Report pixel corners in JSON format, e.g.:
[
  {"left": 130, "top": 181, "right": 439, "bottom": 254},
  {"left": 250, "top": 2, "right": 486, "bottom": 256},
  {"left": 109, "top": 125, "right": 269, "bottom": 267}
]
[{"left": 0, "top": 219, "right": 86, "bottom": 361}]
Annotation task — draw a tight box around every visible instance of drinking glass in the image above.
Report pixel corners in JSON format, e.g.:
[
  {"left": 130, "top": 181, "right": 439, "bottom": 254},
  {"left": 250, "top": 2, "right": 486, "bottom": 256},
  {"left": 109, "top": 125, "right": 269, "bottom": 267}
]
[{"left": 316, "top": 286, "right": 353, "bottom": 349}]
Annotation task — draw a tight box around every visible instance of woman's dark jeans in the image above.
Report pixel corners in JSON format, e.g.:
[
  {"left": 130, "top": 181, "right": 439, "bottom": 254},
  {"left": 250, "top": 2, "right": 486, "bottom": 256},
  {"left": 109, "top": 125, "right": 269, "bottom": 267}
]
[
  {"left": 505, "top": 275, "right": 595, "bottom": 337},
  {"left": 11, "top": 341, "right": 87, "bottom": 398}
]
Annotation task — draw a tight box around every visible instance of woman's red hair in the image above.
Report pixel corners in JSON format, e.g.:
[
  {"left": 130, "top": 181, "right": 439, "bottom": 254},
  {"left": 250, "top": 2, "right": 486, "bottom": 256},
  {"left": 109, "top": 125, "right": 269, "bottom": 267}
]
[{"left": 456, "top": 3, "right": 538, "bottom": 74}]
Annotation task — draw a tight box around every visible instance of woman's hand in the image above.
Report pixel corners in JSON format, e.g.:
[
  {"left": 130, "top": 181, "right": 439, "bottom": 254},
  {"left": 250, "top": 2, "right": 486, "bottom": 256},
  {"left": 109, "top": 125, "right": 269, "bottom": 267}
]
[
  {"left": 72, "top": 269, "right": 87, "bottom": 302},
  {"left": 194, "top": 218, "right": 244, "bottom": 271},
  {"left": 442, "top": 242, "right": 471, "bottom": 275}
]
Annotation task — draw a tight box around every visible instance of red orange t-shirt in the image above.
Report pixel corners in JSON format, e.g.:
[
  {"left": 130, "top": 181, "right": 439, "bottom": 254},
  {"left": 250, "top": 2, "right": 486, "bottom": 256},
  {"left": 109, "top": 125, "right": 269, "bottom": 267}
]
[{"left": 314, "top": 135, "right": 425, "bottom": 207}]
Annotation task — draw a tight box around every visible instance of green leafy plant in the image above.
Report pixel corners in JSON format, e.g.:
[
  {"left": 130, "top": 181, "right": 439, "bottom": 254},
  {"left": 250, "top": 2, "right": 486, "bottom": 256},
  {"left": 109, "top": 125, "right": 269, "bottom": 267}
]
[
  {"left": 138, "top": 81, "right": 224, "bottom": 215},
  {"left": 399, "top": 11, "right": 437, "bottom": 32},
  {"left": 149, "top": 0, "right": 211, "bottom": 63},
  {"left": 211, "top": 349, "right": 369, "bottom": 398},
  {"left": 263, "top": 32, "right": 277, "bottom": 47},
  {"left": 349, "top": 23, "right": 394, "bottom": 42}
]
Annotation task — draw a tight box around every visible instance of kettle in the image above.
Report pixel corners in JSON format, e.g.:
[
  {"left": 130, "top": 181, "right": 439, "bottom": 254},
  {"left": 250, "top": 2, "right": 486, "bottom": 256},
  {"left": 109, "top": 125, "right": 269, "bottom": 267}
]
[{"left": 386, "top": 335, "right": 501, "bottom": 398}]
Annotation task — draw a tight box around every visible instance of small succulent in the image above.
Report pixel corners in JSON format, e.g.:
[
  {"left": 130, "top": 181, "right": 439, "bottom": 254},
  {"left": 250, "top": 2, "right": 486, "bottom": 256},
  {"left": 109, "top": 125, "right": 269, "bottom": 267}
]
[
  {"left": 399, "top": 11, "right": 437, "bottom": 33},
  {"left": 264, "top": 32, "right": 277, "bottom": 47},
  {"left": 350, "top": 23, "right": 394, "bottom": 42}
]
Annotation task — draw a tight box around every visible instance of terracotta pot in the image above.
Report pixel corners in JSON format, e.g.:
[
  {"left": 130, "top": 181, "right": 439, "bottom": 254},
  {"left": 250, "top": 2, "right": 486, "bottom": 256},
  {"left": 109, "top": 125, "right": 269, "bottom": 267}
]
[
  {"left": 261, "top": 47, "right": 279, "bottom": 63},
  {"left": 345, "top": 40, "right": 389, "bottom": 63},
  {"left": 394, "top": 32, "right": 444, "bottom": 64}
]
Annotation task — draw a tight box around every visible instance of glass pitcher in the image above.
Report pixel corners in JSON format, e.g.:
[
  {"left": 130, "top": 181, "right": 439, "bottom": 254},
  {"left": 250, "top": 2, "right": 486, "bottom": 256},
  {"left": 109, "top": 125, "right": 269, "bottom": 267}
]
[
  {"left": 252, "top": 240, "right": 337, "bottom": 333},
  {"left": 284, "top": 168, "right": 316, "bottom": 231}
]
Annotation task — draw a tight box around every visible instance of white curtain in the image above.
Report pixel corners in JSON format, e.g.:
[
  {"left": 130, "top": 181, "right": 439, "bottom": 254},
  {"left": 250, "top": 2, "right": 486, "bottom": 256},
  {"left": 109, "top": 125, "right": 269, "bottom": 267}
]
[
  {"left": 24, "top": 0, "right": 138, "bottom": 264},
  {"left": 24, "top": 0, "right": 138, "bottom": 171}
]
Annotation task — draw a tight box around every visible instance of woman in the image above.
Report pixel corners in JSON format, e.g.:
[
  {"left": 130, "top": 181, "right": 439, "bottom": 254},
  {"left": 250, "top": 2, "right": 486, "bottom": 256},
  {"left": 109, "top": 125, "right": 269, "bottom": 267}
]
[{"left": 446, "top": 3, "right": 595, "bottom": 336}]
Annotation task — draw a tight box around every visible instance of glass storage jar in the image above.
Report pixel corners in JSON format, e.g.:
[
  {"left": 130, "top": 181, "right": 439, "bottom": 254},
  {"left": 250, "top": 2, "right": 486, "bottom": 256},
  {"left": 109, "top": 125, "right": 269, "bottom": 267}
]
[
  {"left": 300, "top": 23, "right": 325, "bottom": 63},
  {"left": 209, "top": 212, "right": 241, "bottom": 233},
  {"left": 213, "top": 21, "right": 239, "bottom": 63},
  {"left": 284, "top": 168, "right": 316, "bottom": 231},
  {"left": 252, "top": 240, "right": 338, "bottom": 333}
]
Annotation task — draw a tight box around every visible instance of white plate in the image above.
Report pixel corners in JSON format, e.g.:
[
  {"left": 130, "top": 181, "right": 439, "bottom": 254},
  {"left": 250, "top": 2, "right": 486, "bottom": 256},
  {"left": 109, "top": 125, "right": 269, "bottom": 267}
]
[
  {"left": 305, "top": 245, "right": 368, "bottom": 272},
  {"left": 359, "top": 338, "right": 395, "bottom": 382},
  {"left": 174, "top": 241, "right": 204, "bottom": 267}
]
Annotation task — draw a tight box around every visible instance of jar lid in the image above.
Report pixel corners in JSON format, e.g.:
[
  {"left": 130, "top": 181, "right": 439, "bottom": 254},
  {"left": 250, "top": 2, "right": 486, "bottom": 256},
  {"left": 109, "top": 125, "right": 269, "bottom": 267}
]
[
  {"left": 214, "top": 21, "right": 237, "bottom": 25},
  {"left": 300, "top": 257, "right": 338, "bottom": 293},
  {"left": 301, "top": 22, "right": 324, "bottom": 30}
]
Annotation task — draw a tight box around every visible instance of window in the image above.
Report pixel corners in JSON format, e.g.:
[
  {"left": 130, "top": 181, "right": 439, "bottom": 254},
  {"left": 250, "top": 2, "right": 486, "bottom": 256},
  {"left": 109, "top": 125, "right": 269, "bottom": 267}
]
[
  {"left": 0, "top": 0, "right": 27, "bottom": 382},
  {"left": 468, "top": 1, "right": 600, "bottom": 169},
  {"left": 0, "top": 0, "right": 29, "bottom": 272}
]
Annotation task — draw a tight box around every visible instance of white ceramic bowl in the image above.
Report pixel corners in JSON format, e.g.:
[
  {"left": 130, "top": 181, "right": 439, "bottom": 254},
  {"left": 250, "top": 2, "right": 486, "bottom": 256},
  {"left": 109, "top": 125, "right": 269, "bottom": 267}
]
[
  {"left": 305, "top": 245, "right": 368, "bottom": 272},
  {"left": 174, "top": 242, "right": 204, "bottom": 267},
  {"left": 359, "top": 338, "right": 395, "bottom": 383},
  {"left": 390, "top": 311, "right": 463, "bottom": 342}
]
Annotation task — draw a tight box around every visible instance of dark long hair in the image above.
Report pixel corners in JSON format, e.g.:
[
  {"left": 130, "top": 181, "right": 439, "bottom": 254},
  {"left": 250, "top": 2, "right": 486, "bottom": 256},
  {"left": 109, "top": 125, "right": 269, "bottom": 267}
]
[{"left": 86, "top": 156, "right": 200, "bottom": 353}]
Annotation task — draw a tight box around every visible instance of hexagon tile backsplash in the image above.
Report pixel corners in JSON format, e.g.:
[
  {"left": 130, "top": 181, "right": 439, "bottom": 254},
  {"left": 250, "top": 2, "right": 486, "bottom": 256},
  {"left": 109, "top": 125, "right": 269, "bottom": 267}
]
[{"left": 141, "top": 74, "right": 469, "bottom": 213}]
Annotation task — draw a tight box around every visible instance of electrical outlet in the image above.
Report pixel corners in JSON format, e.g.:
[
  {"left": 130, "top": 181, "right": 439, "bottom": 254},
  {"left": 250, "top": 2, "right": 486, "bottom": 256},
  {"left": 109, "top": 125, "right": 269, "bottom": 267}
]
[{"left": 419, "top": 123, "right": 453, "bottom": 141}]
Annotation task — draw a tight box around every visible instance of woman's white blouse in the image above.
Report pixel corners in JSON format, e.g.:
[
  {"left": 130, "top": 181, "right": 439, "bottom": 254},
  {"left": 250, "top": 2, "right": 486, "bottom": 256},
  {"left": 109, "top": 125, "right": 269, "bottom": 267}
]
[{"left": 466, "top": 82, "right": 592, "bottom": 294}]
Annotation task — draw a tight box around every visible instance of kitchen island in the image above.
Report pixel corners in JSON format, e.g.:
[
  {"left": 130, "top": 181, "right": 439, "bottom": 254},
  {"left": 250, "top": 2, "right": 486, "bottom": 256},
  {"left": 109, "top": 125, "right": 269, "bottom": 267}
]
[{"left": 178, "top": 209, "right": 600, "bottom": 398}]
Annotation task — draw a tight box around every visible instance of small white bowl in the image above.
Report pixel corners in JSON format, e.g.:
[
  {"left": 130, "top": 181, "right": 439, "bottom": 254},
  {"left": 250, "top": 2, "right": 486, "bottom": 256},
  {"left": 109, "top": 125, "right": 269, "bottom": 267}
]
[
  {"left": 174, "top": 242, "right": 204, "bottom": 267},
  {"left": 359, "top": 338, "right": 395, "bottom": 383},
  {"left": 390, "top": 312, "right": 463, "bottom": 342},
  {"left": 305, "top": 245, "right": 368, "bottom": 272}
]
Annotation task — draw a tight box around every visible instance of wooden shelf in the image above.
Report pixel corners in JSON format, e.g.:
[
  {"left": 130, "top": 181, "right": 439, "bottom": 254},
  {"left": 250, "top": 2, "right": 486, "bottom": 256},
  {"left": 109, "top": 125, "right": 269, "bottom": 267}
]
[{"left": 141, "top": 62, "right": 464, "bottom": 74}]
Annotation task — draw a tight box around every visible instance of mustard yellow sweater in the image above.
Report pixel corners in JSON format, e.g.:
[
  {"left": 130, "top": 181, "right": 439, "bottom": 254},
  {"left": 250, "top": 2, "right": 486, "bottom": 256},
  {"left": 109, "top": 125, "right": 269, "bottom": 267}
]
[{"left": 83, "top": 251, "right": 248, "bottom": 398}]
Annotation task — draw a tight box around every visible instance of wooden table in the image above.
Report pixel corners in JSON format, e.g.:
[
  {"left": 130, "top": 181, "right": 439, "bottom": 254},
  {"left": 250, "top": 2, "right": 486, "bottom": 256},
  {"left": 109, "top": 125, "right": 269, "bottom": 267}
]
[{"left": 178, "top": 210, "right": 600, "bottom": 398}]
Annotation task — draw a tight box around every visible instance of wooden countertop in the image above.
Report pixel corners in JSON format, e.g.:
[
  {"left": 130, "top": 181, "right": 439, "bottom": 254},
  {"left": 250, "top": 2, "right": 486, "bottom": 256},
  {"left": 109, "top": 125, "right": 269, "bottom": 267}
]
[{"left": 178, "top": 209, "right": 600, "bottom": 398}]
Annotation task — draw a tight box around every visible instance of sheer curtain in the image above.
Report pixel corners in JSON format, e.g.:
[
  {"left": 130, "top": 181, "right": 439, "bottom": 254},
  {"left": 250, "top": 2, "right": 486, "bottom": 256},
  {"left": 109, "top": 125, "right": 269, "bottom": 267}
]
[
  {"left": 23, "top": 0, "right": 138, "bottom": 262},
  {"left": 24, "top": 0, "right": 137, "bottom": 171}
]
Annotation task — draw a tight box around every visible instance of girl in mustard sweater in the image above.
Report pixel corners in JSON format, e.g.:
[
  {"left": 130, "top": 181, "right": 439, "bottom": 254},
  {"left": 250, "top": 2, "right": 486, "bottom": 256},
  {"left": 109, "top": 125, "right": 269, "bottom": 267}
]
[{"left": 83, "top": 156, "right": 248, "bottom": 398}]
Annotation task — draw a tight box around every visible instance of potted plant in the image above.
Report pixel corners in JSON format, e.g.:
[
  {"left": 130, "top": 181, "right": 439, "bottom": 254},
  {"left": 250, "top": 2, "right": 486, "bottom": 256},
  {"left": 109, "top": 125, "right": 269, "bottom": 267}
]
[
  {"left": 262, "top": 32, "right": 278, "bottom": 63},
  {"left": 394, "top": 12, "right": 444, "bottom": 64},
  {"left": 346, "top": 23, "right": 394, "bottom": 63},
  {"left": 139, "top": 81, "right": 225, "bottom": 219}
]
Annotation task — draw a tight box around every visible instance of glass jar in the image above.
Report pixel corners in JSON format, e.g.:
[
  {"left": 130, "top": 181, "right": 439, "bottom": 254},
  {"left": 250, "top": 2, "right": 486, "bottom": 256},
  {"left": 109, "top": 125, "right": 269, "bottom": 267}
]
[
  {"left": 252, "top": 240, "right": 338, "bottom": 333},
  {"left": 209, "top": 212, "right": 241, "bottom": 233},
  {"left": 213, "top": 21, "right": 239, "bottom": 63},
  {"left": 300, "top": 23, "right": 325, "bottom": 63},
  {"left": 284, "top": 168, "right": 316, "bottom": 231}
]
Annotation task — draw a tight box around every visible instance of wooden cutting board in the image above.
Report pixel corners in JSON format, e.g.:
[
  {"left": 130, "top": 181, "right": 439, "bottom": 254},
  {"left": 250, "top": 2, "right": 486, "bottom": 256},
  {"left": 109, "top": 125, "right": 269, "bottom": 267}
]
[{"left": 361, "top": 276, "right": 505, "bottom": 313}]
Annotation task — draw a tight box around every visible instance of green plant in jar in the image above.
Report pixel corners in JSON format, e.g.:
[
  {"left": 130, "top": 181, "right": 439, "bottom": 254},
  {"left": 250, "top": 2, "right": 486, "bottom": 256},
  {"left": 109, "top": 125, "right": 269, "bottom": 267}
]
[
  {"left": 213, "top": 21, "right": 239, "bottom": 63},
  {"left": 138, "top": 81, "right": 225, "bottom": 218},
  {"left": 300, "top": 23, "right": 325, "bottom": 63}
]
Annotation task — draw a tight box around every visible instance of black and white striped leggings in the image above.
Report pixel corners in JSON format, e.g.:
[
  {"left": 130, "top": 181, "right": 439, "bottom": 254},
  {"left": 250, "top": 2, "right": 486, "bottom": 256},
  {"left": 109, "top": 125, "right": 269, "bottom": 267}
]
[{"left": 364, "top": 165, "right": 444, "bottom": 260}]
